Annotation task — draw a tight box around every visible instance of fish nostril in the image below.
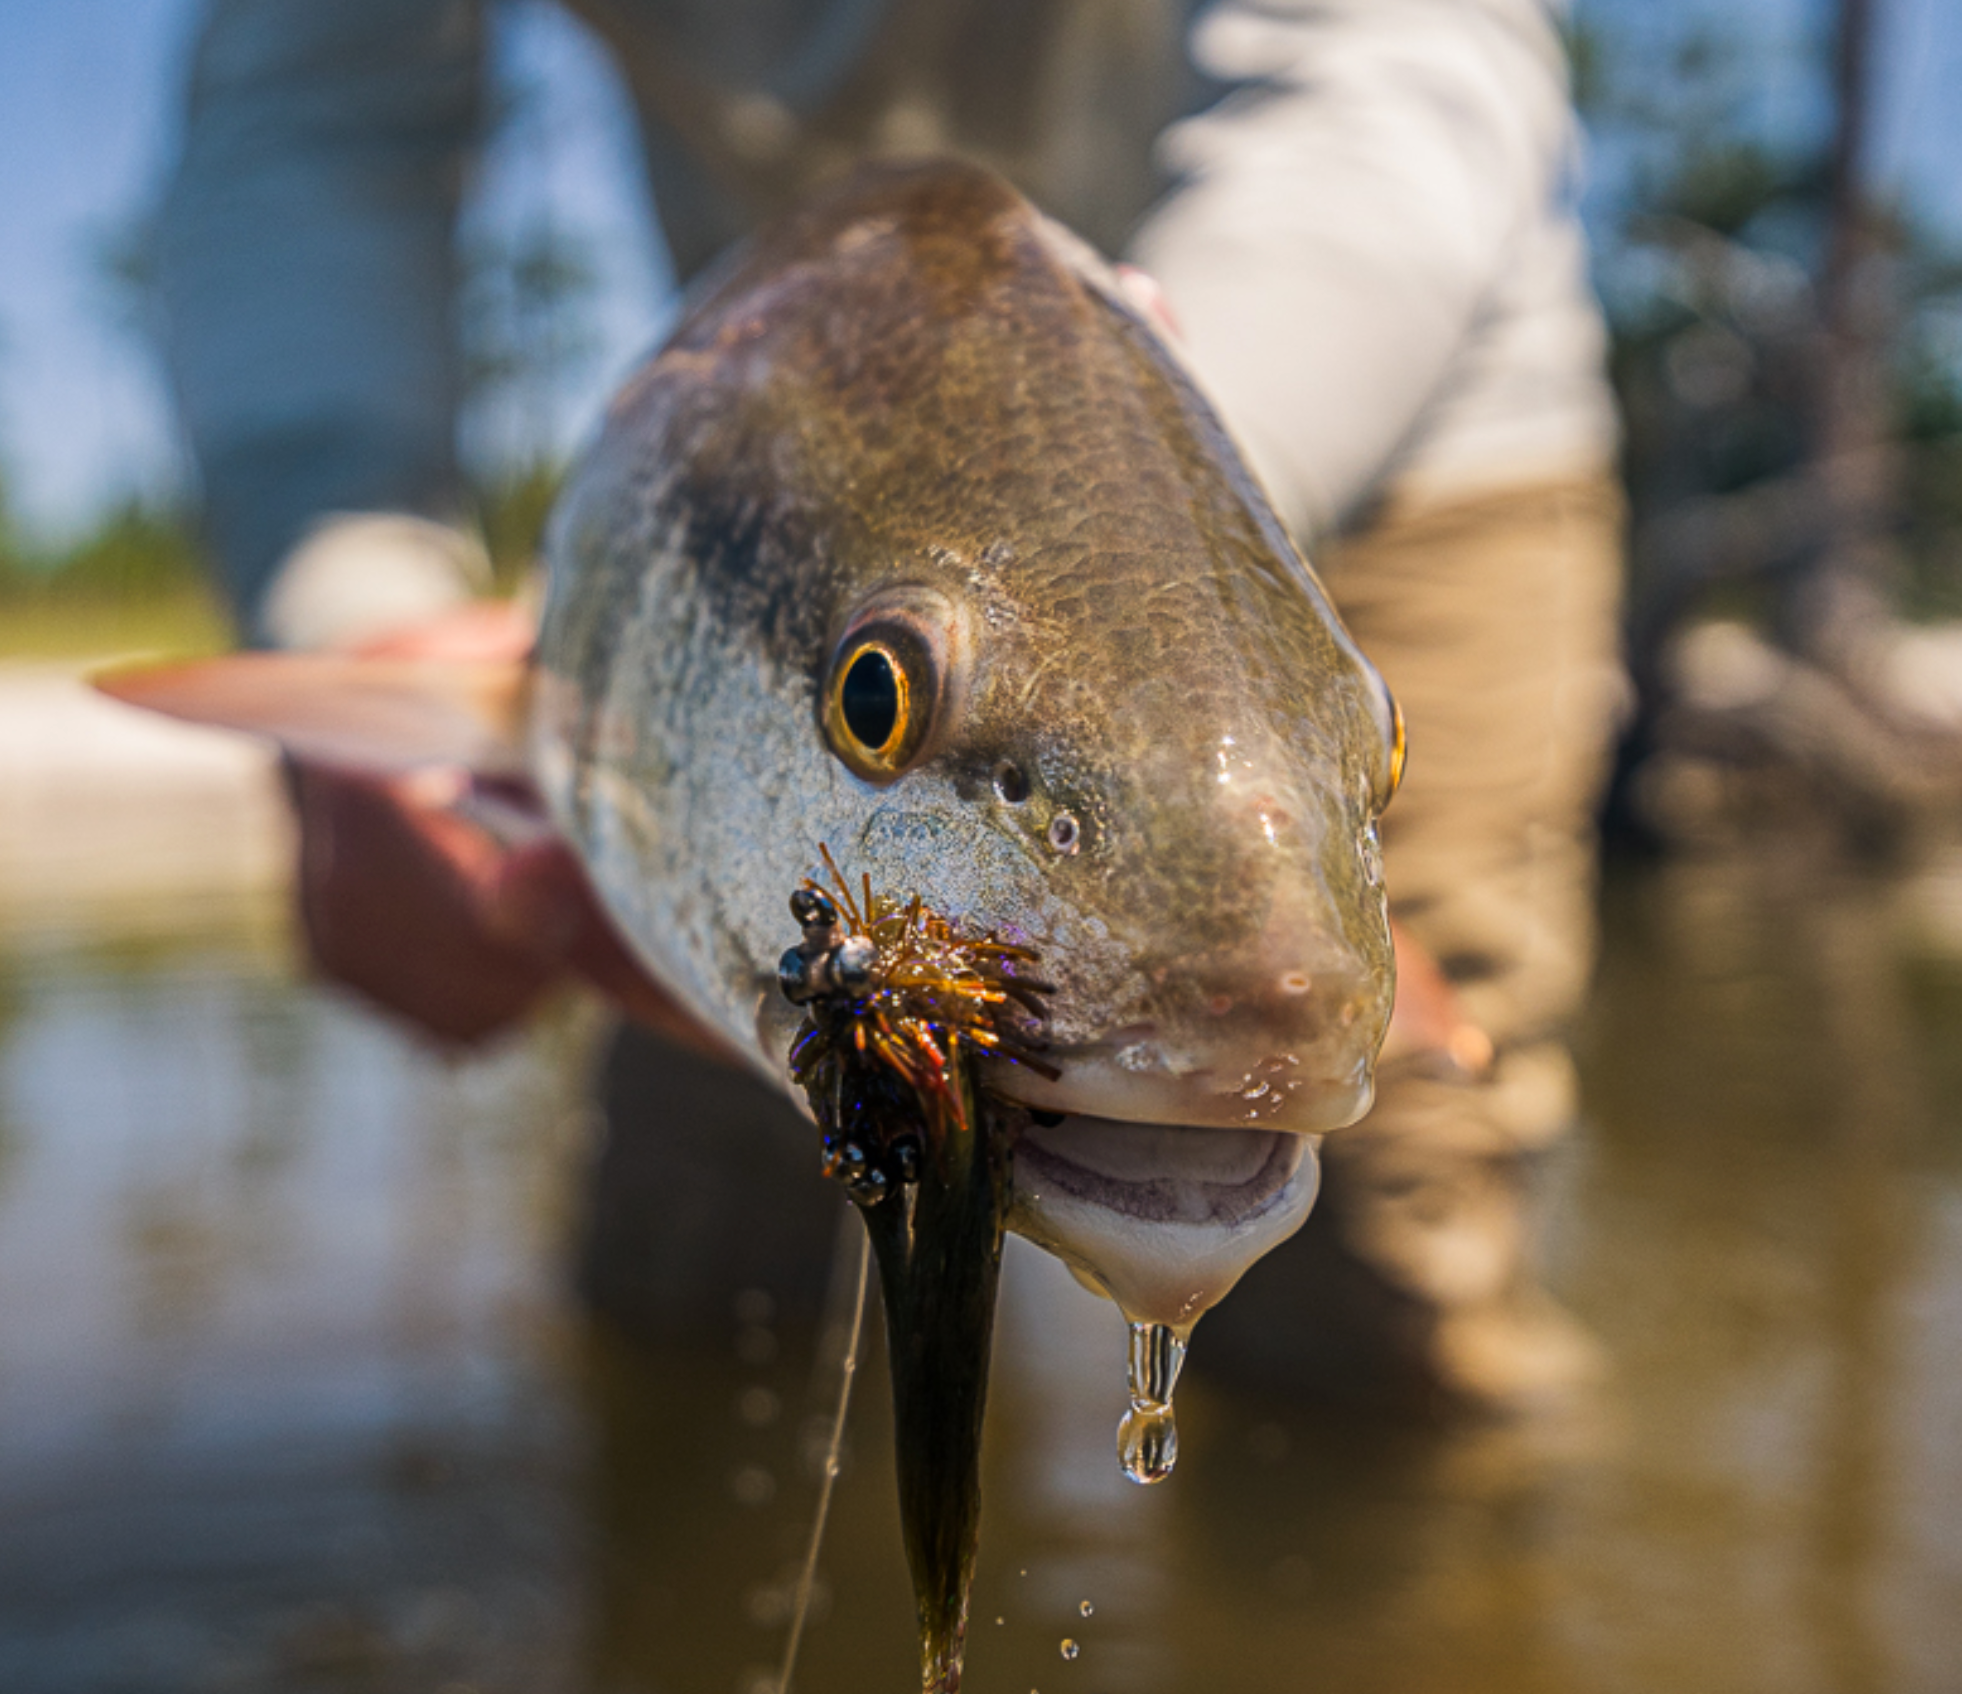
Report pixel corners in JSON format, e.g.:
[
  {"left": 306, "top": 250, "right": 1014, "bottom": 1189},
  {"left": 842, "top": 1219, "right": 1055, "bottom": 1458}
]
[{"left": 993, "top": 760, "right": 1030, "bottom": 804}]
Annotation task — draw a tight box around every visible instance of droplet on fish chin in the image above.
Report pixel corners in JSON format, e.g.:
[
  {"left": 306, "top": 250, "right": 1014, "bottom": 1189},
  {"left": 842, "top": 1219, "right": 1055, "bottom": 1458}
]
[
  {"left": 1078, "top": 1600, "right": 1094, "bottom": 1618},
  {"left": 1116, "top": 1320, "right": 1187, "bottom": 1485},
  {"left": 1060, "top": 1639, "right": 1080, "bottom": 1660},
  {"left": 1115, "top": 1041, "right": 1155, "bottom": 1074}
]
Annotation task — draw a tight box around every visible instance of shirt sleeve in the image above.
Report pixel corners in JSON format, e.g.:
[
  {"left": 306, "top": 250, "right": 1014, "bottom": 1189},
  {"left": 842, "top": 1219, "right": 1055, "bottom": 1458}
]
[
  {"left": 1127, "top": 0, "right": 1582, "bottom": 541},
  {"left": 157, "top": 0, "right": 487, "bottom": 636}
]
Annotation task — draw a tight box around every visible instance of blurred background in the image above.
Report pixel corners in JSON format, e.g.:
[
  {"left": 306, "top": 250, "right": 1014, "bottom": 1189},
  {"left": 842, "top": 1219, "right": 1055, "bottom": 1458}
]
[{"left": 4, "top": 2, "right": 1962, "bottom": 1692}]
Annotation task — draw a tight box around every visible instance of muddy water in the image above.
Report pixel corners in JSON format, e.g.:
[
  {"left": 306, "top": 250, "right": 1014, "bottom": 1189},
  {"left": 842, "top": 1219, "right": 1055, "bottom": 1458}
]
[{"left": 3, "top": 839, "right": 1962, "bottom": 1694}]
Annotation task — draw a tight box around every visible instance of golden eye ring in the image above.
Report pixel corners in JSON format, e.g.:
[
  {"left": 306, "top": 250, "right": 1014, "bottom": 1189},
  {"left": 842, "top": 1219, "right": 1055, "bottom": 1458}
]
[
  {"left": 832, "top": 640, "right": 912, "bottom": 765},
  {"left": 820, "top": 588, "right": 964, "bottom": 785},
  {"left": 822, "top": 629, "right": 934, "bottom": 782}
]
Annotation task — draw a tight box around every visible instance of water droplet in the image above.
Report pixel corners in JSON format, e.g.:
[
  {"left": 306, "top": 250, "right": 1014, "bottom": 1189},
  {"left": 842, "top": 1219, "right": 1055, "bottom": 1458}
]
[
  {"left": 729, "top": 1465, "right": 776, "bottom": 1507},
  {"left": 735, "top": 1386, "right": 780, "bottom": 1427},
  {"left": 734, "top": 1324, "right": 778, "bottom": 1366},
  {"left": 1117, "top": 1321, "right": 1187, "bottom": 1485},
  {"left": 1078, "top": 1600, "right": 1094, "bottom": 1618},
  {"left": 1060, "top": 1639, "right": 1080, "bottom": 1661},
  {"left": 1118, "top": 1403, "right": 1179, "bottom": 1484}
]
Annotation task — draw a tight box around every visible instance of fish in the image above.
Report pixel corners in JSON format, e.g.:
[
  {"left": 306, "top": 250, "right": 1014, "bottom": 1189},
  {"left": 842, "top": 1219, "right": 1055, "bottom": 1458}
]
[
  {"left": 533, "top": 159, "right": 1403, "bottom": 1335},
  {"left": 101, "top": 157, "right": 1422, "bottom": 1348}
]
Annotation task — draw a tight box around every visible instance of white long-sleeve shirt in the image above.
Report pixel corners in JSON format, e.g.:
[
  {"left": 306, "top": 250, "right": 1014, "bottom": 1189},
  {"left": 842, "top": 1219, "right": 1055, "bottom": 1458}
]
[{"left": 1132, "top": 0, "right": 1616, "bottom": 537}]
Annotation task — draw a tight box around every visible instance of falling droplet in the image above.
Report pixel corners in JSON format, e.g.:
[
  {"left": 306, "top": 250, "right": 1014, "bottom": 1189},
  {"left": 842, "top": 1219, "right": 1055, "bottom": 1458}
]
[
  {"left": 1078, "top": 1600, "right": 1094, "bottom": 1618},
  {"left": 1060, "top": 1639, "right": 1080, "bottom": 1661},
  {"left": 1117, "top": 1320, "right": 1187, "bottom": 1485}
]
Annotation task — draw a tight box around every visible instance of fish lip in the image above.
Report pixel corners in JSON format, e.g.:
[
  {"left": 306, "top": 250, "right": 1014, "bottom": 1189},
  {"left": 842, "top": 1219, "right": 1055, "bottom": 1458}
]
[
  {"left": 1009, "top": 1114, "right": 1305, "bottom": 1228},
  {"left": 980, "top": 1044, "right": 1372, "bottom": 1137}
]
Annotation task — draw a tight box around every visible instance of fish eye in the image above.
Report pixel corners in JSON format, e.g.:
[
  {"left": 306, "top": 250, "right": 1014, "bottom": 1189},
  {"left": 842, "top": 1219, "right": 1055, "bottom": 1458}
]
[
  {"left": 1383, "top": 693, "right": 1406, "bottom": 808},
  {"left": 821, "top": 590, "right": 963, "bottom": 783},
  {"left": 1359, "top": 660, "right": 1405, "bottom": 811},
  {"left": 839, "top": 644, "right": 906, "bottom": 755}
]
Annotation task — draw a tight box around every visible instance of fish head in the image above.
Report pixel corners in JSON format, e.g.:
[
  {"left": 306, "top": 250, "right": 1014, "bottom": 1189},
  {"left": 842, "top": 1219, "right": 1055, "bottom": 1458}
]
[{"left": 534, "top": 162, "right": 1401, "bottom": 1328}]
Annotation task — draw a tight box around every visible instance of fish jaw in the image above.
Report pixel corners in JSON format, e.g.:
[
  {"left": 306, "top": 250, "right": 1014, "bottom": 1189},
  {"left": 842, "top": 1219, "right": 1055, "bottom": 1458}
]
[{"left": 1005, "top": 1114, "right": 1323, "bottom": 1331}]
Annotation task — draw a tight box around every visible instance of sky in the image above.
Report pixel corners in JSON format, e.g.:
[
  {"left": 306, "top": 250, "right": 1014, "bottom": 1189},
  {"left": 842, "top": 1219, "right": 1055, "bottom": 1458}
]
[
  {"left": 1, "top": 0, "right": 1959, "bottom": 544},
  {"left": 0, "top": 0, "right": 671, "bottom": 542}
]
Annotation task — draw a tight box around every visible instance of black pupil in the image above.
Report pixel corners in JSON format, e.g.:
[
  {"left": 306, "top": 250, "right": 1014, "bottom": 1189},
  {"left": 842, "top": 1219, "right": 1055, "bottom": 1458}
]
[{"left": 841, "top": 649, "right": 901, "bottom": 751}]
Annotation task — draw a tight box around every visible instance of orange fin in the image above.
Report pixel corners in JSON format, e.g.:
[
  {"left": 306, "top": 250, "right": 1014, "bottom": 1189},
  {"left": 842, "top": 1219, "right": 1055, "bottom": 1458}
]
[
  {"left": 93, "top": 653, "right": 530, "bottom": 778},
  {"left": 1381, "top": 917, "right": 1494, "bottom": 1081}
]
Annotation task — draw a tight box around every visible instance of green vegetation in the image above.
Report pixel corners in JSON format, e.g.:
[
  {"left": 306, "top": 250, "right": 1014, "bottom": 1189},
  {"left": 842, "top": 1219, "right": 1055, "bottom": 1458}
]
[
  {"left": 0, "top": 477, "right": 231, "bottom": 658},
  {"left": 471, "top": 461, "right": 565, "bottom": 594},
  {"left": 0, "top": 465, "right": 564, "bottom": 659},
  {"left": 1578, "top": 11, "right": 1962, "bottom": 641}
]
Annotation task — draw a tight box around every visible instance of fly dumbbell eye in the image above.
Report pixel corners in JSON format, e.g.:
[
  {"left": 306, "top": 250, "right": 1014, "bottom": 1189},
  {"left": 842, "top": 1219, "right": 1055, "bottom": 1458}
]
[{"left": 821, "top": 591, "right": 964, "bottom": 784}]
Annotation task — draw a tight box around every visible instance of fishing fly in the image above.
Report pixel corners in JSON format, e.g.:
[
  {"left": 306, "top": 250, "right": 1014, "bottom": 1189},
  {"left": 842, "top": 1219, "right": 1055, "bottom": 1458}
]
[{"left": 778, "top": 845, "right": 1054, "bottom": 1693}]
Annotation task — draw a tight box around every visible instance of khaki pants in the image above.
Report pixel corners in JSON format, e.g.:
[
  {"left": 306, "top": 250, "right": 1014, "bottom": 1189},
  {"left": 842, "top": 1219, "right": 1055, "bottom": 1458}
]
[{"left": 1200, "top": 473, "right": 1628, "bottom": 1414}]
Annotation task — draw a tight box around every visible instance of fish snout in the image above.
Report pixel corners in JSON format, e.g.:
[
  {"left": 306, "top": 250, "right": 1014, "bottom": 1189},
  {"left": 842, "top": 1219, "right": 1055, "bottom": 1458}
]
[
  {"left": 1155, "top": 937, "right": 1389, "bottom": 1131},
  {"left": 1001, "top": 907, "right": 1391, "bottom": 1136}
]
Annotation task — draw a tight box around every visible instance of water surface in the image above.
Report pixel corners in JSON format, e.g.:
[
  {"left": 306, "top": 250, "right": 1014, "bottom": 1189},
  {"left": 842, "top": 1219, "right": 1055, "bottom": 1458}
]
[{"left": 3, "top": 837, "right": 1960, "bottom": 1693}]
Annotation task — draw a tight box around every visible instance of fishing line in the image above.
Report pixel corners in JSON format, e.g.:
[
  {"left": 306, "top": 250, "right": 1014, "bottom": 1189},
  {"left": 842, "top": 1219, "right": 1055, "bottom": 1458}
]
[{"left": 774, "top": 1206, "right": 872, "bottom": 1694}]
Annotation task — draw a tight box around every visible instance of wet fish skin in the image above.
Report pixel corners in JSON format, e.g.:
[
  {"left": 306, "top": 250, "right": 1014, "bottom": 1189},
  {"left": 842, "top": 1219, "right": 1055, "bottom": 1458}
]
[{"left": 533, "top": 161, "right": 1398, "bottom": 1146}]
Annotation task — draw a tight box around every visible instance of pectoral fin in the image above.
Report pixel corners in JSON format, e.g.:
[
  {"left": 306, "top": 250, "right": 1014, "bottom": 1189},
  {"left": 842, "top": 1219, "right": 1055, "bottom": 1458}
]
[{"left": 94, "top": 654, "right": 531, "bottom": 779}]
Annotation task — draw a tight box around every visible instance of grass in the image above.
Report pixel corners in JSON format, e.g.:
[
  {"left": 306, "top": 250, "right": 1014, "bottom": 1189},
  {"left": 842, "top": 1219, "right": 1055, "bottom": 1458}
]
[
  {"left": 0, "top": 471, "right": 560, "bottom": 661},
  {"left": 0, "top": 498, "right": 232, "bottom": 661},
  {"left": 0, "top": 587, "right": 234, "bottom": 661}
]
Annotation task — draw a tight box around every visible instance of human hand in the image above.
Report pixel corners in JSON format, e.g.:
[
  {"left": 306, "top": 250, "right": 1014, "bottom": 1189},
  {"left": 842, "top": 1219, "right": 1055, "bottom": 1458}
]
[{"left": 283, "top": 600, "right": 726, "bottom": 1054}]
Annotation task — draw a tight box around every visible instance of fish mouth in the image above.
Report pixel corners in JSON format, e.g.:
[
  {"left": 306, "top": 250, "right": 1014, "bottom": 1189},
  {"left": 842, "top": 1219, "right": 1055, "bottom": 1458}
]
[
  {"left": 977, "top": 1018, "right": 1374, "bottom": 1328},
  {"left": 993, "top": 1098, "right": 1326, "bottom": 1331}
]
